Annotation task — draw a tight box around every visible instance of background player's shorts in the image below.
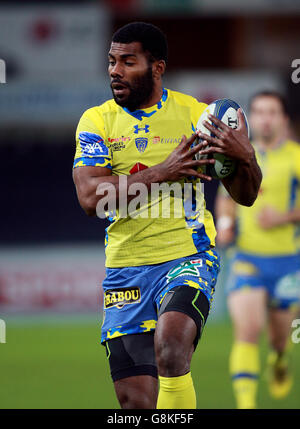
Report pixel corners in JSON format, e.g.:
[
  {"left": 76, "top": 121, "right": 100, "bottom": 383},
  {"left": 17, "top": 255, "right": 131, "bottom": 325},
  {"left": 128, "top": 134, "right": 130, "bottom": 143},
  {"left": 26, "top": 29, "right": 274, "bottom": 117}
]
[
  {"left": 101, "top": 248, "right": 220, "bottom": 344},
  {"left": 226, "top": 251, "right": 300, "bottom": 309}
]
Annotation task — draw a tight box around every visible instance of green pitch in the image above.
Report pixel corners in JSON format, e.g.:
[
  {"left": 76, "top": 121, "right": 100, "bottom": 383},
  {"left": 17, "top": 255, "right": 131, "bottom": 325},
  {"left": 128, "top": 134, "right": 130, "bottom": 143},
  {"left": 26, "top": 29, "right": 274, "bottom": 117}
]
[{"left": 0, "top": 315, "right": 299, "bottom": 409}]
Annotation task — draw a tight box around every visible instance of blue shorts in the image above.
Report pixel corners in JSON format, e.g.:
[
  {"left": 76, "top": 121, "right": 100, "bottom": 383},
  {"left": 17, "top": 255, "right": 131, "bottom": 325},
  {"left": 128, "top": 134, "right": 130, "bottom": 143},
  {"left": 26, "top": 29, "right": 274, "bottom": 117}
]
[
  {"left": 226, "top": 251, "right": 300, "bottom": 309},
  {"left": 101, "top": 249, "right": 220, "bottom": 344}
]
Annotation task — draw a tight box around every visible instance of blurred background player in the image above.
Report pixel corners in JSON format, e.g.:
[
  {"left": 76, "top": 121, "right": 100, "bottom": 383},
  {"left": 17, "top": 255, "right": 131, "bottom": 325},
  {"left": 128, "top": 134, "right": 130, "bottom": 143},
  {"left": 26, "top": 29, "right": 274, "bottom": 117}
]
[
  {"left": 215, "top": 91, "right": 300, "bottom": 409},
  {"left": 73, "top": 22, "right": 261, "bottom": 409}
]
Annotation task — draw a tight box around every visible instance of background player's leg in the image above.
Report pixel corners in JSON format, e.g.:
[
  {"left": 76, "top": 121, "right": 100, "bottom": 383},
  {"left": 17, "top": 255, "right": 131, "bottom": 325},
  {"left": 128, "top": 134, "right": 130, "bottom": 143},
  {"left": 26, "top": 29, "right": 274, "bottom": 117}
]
[
  {"left": 268, "top": 307, "right": 298, "bottom": 353},
  {"left": 266, "top": 307, "right": 299, "bottom": 399},
  {"left": 154, "top": 311, "right": 197, "bottom": 409},
  {"left": 228, "top": 288, "right": 267, "bottom": 342},
  {"left": 227, "top": 288, "right": 267, "bottom": 408},
  {"left": 114, "top": 375, "right": 158, "bottom": 409}
]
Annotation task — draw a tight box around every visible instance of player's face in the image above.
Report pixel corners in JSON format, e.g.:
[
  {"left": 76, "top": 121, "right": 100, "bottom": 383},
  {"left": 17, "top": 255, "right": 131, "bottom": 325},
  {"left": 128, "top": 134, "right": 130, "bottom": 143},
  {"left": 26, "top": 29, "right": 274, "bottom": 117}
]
[
  {"left": 249, "top": 96, "right": 288, "bottom": 142},
  {"left": 108, "top": 41, "right": 154, "bottom": 111}
]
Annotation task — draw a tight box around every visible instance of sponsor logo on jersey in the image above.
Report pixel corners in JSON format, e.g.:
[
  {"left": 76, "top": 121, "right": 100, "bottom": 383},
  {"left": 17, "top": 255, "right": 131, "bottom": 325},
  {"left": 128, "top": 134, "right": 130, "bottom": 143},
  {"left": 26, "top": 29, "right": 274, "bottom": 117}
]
[
  {"left": 108, "top": 136, "right": 130, "bottom": 152},
  {"left": 109, "top": 141, "right": 126, "bottom": 151},
  {"left": 274, "top": 272, "right": 300, "bottom": 300},
  {"left": 79, "top": 132, "right": 109, "bottom": 156},
  {"left": 151, "top": 137, "right": 182, "bottom": 144},
  {"left": 160, "top": 137, "right": 182, "bottom": 144},
  {"left": 108, "top": 136, "right": 131, "bottom": 143},
  {"left": 166, "top": 260, "right": 201, "bottom": 284},
  {"left": 134, "top": 124, "right": 150, "bottom": 134},
  {"left": 104, "top": 287, "right": 141, "bottom": 309},
  {"left": 190, "top": 259, "right": 203, "bottom": 266},
  {"left": 135, "top": 137, "right": 148, "bottom": 153}
]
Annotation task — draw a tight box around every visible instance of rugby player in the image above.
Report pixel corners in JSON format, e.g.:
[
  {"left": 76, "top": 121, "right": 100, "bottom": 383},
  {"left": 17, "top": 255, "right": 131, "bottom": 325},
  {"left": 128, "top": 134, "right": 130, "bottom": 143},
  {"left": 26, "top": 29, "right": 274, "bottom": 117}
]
[
  {"left": 215, "top": 91, "right": 300, "bottom": 408},
  {"left": 73, "top": 22, "right": 262, "bottom": 409}
]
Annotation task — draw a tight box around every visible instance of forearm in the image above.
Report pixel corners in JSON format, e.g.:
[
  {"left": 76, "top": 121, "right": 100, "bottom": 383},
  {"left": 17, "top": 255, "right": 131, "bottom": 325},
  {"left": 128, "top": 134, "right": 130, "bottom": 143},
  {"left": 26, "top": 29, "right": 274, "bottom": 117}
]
[
  {"left": 80, "top": 164, "right": 165, "bottom": 216},
  {"left": 215, "top": 192, "right": 236, "bottom": 220},
  {"left": 282, "top": 208, "right": 300, "bottom": 224},
  {"left": 215, "top": 196, "right": 236, "bottom": 229},
  {"left": 75, "top": 132, "right": 217, "bottom": 217},
  {"left": 222, "top": 153, "right": 262, "bottom": 207},
  {"left": 215, "top": 194, "right": 237, "bottom": 247}
]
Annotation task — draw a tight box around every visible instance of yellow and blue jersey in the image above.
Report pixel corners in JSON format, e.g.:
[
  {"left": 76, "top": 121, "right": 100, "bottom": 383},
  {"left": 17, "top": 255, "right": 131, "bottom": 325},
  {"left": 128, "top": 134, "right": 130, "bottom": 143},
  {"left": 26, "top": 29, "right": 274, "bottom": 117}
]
[
  {"left": 74, "top": 88, "right": 216, "bottom": 268},
  {"left": 236, "top": 139, "right": 300, "bottom": 256}
]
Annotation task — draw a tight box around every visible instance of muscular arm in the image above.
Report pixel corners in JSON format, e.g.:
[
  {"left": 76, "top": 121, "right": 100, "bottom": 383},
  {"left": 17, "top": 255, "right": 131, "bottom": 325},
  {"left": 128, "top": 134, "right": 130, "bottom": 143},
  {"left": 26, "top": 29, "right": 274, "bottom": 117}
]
[
  {"left": 221, "top": 151, "right": 262, "bottom": 207},
  {"left": 73, "top": 134, "right": 215, "bottom": 217},
  {"left": 73, "top": 164, "right": 164, "bottom": 217},
  {"left": 286, "top": 208, "right": 300, "bottom": 223},
  {"left": 215, "top": 190, "right": 236, "bottom": 220}
]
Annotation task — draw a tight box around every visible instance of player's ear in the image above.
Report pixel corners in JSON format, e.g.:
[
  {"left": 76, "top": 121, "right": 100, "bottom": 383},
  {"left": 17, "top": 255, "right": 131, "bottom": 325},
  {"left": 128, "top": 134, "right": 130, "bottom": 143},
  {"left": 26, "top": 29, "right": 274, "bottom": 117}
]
[{"left": 152, "top": 60, "right": 166, "bottom": 79}]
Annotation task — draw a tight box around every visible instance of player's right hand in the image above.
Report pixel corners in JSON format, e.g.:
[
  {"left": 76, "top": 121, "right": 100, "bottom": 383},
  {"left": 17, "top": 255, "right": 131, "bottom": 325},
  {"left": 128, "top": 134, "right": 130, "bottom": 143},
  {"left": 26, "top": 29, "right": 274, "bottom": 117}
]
[{"left": 156, "top": 133, "right": 215, "bottom": 182}]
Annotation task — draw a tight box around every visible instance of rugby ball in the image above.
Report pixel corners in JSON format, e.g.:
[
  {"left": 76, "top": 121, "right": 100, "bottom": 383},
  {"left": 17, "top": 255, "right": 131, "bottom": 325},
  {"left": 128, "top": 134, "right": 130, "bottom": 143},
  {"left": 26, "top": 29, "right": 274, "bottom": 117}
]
[{"left": 195, "top": 99, "right": 249, "bottom": 179}]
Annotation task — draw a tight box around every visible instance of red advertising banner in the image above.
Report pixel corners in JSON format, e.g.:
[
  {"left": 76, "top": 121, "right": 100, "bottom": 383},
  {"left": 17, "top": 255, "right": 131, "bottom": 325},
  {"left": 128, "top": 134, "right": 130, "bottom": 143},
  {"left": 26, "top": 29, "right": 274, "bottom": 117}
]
[{"left": 0, "top": 245, "right": 106, "bottom": 312}]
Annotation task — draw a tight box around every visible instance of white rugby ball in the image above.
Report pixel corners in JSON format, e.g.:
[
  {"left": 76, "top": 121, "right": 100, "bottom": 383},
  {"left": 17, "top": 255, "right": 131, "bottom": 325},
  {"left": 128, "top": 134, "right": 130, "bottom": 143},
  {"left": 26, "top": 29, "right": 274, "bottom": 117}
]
[{"left": 195, "top": 99, "right": 249, "bottom": 179}]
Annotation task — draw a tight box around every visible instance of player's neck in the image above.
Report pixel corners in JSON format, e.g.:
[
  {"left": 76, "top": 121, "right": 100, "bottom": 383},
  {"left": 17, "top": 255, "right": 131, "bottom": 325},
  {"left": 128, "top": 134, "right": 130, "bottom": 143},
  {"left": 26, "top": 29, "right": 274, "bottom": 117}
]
[
  {"left": 255, "top": 135, "right": 285, "bottom": 152},
  {"left": 138, "top": 85, "right": 163, "bottom": 110}
]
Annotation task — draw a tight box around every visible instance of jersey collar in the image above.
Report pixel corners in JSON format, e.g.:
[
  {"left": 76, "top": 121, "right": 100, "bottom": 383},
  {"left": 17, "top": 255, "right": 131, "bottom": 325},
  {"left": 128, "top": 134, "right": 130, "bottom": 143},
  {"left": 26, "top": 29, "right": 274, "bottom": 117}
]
[{"left": 122, "top": 88, "right": 168, "bottom": 121}]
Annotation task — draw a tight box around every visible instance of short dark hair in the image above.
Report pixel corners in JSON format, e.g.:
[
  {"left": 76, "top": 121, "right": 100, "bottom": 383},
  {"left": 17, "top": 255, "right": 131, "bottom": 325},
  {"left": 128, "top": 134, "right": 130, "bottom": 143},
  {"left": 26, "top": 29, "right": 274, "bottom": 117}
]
[
  {"left": 249, "top": 90, "right": 289, "bottom": 115},
  {"left": 112, "top": 22, "right": 168, "bottom": 63}
]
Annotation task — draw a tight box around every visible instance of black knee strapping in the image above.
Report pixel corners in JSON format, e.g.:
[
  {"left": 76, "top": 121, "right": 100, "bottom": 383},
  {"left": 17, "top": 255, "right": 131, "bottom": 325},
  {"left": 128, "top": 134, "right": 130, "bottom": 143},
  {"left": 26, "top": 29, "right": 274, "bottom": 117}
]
[
  {"left": 158, "top": 285, "right": 210, "bottom": 348},
  {"left": 104, "top": 332, "right": 158, "bottom": 382}
]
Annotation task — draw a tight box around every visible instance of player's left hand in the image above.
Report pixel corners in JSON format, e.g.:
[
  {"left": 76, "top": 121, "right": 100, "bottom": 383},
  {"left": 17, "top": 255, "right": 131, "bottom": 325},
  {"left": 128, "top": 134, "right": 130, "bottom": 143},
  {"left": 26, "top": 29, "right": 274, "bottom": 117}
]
[
  {"left": 257, "top": 206, "right": 288, "bottom": 229},
  {"left": 197, "top": 109, "right": 255, "bottom": 163}
]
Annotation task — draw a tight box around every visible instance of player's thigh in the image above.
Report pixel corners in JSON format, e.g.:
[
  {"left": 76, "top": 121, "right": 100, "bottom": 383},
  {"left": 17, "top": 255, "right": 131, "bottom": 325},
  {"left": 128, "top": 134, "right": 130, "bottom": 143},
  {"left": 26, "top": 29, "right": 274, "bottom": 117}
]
[
  {"left": 154, "top": 310, "right": 197, "bottom": 375},
  {"left": 155, "top": 248, "right": 220, "bottom": 352},
  {"left": 154, "top": 284, "right": 212, "bottom": 376},
  {"left": 228, "top": 288, "right": 267, "bottom": 340},
  {"left": 105, "top": 333, "right": 158, "bottom": 408}
]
